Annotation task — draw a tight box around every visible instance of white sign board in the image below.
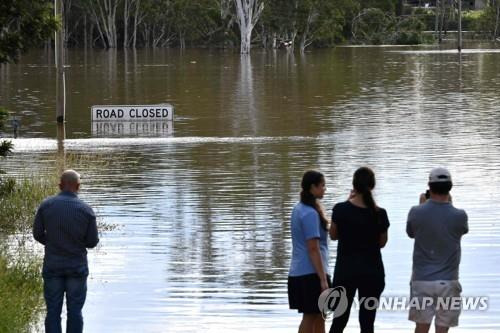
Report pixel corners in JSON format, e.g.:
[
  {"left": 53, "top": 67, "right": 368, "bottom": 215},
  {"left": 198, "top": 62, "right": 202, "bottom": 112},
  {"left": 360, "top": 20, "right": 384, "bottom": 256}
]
[{"left": 91, "top": 104, "right": 174, "bottom": 121}]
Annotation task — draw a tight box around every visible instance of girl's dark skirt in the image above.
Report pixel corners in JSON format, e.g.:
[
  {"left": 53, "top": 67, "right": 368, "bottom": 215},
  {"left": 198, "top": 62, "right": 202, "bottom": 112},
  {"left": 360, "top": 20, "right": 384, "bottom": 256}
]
[{"left": 288, "top": 273, "right": 332, "bottom": 314}]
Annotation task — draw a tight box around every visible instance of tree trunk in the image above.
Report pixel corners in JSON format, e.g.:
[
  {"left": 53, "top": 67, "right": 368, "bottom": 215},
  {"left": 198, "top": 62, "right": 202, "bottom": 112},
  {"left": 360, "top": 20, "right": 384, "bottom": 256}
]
[
  {"left": 299, "top": 8, "right": 314, "bottom": 53},
  {"left": 240, "top": 29, "right": 251, "bottom": 54},
  {"left": 64, "top": 0, "right": 72, "bottom": 46},
  {"left": 396, "top": 0, "right": 404, "bottom": 16},
  {"left": 123, "top": 0, "right": 130, "bottom": 48},
  {"left": 435, "top": 0, "right": 440, "bottom": 37},
  {"left": 179, "top": 31, "right": 186, "bottom": 49},
  {"left": 495, "top": 0, "right": 500, "bottom": 39},
  {"left": 84, "top": 14, "right": 88, "bottom": 49},
  {"left": 438, "top": 0, "right": 446, "bottom": 42},
  {"left": 234, "top": 0, "right": 264, "bottom": 54},
  {"left": 132, "top": 0, "right": 141, "bottom": 48}
]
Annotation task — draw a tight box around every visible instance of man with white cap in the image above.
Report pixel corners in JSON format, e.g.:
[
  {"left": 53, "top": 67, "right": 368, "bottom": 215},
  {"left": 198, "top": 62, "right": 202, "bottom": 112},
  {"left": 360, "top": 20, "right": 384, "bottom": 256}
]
[
  {"left": 406, "top": 168, "right": 468, "bottom": 333},
  {"left": 33, "top": 169, "right": 99, "bottom": 333}
]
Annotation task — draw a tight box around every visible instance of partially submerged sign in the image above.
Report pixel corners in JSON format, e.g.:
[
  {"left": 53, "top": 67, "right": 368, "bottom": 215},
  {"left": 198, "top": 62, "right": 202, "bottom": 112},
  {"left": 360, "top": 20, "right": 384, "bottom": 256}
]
[{"left": 91, "top": 104, "right": 174, "bottom": 121}]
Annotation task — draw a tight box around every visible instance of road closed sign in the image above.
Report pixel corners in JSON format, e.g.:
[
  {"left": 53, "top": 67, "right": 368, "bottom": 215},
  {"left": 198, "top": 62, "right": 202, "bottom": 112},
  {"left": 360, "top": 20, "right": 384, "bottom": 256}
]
[{"left": 91, "top": 104, "right": 174, "bottom": 121}]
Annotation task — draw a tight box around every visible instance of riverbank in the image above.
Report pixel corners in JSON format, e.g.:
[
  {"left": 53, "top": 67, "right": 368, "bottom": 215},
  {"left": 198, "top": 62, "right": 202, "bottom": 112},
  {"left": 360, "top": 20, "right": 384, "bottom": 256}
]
[
  {"left": 0, "top": 249, "right": 44, "bottom": 332},
  {"left": 0, "top": 174, "right": 56, "bottom": 332}
]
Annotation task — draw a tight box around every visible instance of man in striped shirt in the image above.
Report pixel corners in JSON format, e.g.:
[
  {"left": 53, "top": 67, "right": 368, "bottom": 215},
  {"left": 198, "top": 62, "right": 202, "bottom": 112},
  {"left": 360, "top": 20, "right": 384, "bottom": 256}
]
[{"left": 33, "top": 169, "right": 99, "bottom": 333}]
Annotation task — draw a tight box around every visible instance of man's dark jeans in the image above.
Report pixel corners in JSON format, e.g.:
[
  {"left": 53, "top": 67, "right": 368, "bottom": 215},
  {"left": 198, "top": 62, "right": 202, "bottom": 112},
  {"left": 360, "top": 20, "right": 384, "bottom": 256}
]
[{"left": 43, "top": 265, "right": 88, "bottom": 333}]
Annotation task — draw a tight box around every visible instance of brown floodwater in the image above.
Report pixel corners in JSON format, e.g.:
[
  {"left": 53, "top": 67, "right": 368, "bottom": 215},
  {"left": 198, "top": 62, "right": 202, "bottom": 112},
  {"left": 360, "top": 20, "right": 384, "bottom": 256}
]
[{"left": 1, "top": 43, "right": 500, "bottom": 332}]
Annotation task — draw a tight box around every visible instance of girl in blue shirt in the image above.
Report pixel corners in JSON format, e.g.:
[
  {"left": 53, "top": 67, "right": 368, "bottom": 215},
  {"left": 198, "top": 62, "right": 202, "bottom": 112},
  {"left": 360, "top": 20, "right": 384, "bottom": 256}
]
[{"left": 288, "top": 170, "right": 331, "bottom": 333}]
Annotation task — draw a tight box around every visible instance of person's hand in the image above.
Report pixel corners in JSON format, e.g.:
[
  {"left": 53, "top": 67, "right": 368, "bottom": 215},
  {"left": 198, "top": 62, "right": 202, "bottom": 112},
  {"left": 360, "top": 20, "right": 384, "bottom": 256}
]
[
  {"left": 348, "top": 190, "right": 356, "bottom": 200},
  {"left": 320, "top": 278, "right": 330, "bottom": 292},
  {"left": 419, "top": 193, "right": 427, "bottom": 204}
]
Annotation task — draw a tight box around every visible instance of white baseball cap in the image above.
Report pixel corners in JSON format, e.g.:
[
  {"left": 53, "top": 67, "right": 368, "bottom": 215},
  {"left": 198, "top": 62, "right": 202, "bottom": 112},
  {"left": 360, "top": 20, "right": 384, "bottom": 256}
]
[{"left": 429, "top": 167, "right": 452, "bottom": 183}]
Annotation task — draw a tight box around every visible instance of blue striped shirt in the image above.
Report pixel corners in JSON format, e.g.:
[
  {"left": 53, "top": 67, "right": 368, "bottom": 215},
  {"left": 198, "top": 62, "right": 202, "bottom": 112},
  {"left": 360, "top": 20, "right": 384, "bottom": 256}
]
[{"left": 33, "top": 191, "right": 99, "bottom": 270}]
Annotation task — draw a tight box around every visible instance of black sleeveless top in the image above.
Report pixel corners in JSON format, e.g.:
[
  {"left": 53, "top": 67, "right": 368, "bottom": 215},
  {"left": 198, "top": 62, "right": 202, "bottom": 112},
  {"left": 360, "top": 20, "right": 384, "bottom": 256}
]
[{"left": 331, "top": 201, "right": 390, "bottom": 282}]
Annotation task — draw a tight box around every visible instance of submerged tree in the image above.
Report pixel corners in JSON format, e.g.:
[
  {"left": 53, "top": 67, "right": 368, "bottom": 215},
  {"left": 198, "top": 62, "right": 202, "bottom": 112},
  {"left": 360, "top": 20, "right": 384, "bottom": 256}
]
[
  {"left": 0, "top": 0, "right": 58, "bottom": 63},
  {"left": 233, "top": 0, "right": 265, "bottom": 53}
]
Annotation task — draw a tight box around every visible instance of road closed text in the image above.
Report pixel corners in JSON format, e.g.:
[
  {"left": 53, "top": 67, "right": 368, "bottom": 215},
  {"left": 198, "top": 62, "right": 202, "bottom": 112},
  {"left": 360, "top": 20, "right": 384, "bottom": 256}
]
[{"left": 92, "top": 105, "right": 174, "bottom": 121}]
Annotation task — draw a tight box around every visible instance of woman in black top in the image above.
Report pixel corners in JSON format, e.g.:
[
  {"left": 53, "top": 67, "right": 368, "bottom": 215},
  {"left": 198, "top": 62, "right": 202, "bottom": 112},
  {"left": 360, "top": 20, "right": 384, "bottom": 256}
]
[{"left": 329, "top": 167, "right": 389, "bottom": 333}]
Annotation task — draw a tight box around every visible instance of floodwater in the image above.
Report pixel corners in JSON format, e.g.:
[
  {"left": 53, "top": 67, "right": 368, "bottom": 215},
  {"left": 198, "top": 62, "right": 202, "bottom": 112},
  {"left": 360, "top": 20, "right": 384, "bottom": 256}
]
[{"left": 1, "top": 43, "right": 500, "bottom": 332}]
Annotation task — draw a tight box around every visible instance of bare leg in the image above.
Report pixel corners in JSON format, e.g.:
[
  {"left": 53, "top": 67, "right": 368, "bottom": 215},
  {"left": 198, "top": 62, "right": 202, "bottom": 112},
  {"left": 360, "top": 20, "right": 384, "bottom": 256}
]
[
  {"left": 415, "top": 323, "right": 431, "bottom": 333},
  {"left": 435, "top": 326, "right": 449, "bottom": 333},
  {"left": 299, "top": 314, "right": 317, "bottom": 333}
]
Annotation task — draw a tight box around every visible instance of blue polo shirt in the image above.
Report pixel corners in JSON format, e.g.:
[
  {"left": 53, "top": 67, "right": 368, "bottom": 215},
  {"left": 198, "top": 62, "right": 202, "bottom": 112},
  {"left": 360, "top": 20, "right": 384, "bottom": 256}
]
[{"left": 289, "top": 202, "right": 329, "bottom": 277}]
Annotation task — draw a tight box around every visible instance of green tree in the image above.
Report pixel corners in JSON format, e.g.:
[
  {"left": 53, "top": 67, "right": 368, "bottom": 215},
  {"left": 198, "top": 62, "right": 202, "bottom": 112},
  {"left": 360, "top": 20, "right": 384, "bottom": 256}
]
[
  {"left": 296, "top": 0, "right": 345, "bottom": 51},
  {"left": 476, "top": 0, "right": 500, "bottom": 39},
  {"left": 261, "top": 0, "right": 299, "bottom": 48},
  {"left": 169, "top": 0, "right": 221, "bottom": 48},
  {"left": 0, "top": 0, "right": 59, "bottom": 63},
  {"left": 360, "top": 0, "right": 398, "bottom": 14}
]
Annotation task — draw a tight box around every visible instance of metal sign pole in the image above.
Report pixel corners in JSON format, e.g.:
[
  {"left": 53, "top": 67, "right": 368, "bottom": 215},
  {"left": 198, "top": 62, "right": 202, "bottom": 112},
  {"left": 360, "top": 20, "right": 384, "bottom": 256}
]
[{"left": 55, "top": 0, "right": 65, "bottom": 123}]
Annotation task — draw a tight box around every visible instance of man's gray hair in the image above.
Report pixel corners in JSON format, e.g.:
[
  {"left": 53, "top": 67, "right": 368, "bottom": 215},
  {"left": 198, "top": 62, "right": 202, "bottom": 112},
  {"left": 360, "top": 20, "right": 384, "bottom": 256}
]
[{"left": 60, "top": 169, "right": 81, "bottom": 184}]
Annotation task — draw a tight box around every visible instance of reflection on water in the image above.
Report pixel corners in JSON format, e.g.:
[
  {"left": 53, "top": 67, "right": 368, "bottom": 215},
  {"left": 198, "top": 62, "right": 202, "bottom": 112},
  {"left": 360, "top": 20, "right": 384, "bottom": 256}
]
[
  {"left": 1, "top": 44, "right": 500, "bottom": 332},
  {"left": 91, "top": 121, "right": 174, "bottom": 137}
]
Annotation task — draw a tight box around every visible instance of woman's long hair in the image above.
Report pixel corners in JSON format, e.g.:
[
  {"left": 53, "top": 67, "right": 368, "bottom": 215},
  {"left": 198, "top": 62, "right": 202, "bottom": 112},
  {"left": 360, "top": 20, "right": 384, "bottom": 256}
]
[
  {"left": 353, "top": 167, "right": 379, "bottom": 223},
  {"left": 300, "top": 170, "right": 329, "bottom": 231}
]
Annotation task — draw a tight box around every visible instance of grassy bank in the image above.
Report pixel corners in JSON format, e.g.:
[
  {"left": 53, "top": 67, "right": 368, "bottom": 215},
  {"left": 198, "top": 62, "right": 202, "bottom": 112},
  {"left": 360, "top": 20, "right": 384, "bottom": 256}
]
[
  {"left": 0, "top": 175, "right": 57, "bottom": 333},
  {"left": 0, "top": 249, "right": 44, "bottom": 333},
  {"left": 0, "top": 177, "right": 57, "bottom": 234}
]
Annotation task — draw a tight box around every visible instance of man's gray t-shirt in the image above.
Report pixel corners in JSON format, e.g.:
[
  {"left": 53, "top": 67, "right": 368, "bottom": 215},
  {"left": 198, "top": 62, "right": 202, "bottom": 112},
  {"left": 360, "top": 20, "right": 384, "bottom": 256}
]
[{"left": 407, "top": 200, "right": 468, "bottom": 281}]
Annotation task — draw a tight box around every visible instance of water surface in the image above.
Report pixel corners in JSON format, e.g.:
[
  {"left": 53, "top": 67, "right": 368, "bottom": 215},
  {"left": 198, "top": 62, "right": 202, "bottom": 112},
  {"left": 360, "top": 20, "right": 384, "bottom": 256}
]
[{"left": 1, "top": 43, "right": 500, "bottom": 332}]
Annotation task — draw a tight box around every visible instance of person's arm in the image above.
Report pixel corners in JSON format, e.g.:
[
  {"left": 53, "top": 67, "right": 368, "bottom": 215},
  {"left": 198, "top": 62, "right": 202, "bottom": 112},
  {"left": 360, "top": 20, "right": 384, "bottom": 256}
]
[
  {"left": 306, "top": 238, "right": 329, "bottom": 291},
  {"left": 406, "top": 207, "right": 415, "bottom": 239},
  {"left": 462, "top": 211, "right": 469, "bottom": 235},
  {"left": 329, "top": 204, "right": 340, "bottom": 240},
  {"left": 379, "top": 209, "right": 390, "bottom": 247},
  {"left": 419, "top": 193, "right": 427, "bottom": 205},
  {"left": 85, "top": 209, "right": 99, "bottom": 248},
  {"left": 33, "top": 206, "right": 46, "bottom": 245},
  {"left": 329, "top": 222, "right": 338, "bottom": 240},
  {"left": 302, "top": 210, "right": 328, "bottom": 291},
  {"left": 379, "top": 232, "right": 388, "bottom": 248}
]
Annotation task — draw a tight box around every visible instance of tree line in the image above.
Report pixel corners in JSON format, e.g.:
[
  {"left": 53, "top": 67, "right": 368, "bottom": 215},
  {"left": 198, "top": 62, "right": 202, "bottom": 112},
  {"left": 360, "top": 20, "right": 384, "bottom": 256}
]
[
  {"left": 51, "top": 0, "right": 430, "bottom": 52},
  {"left": 1, "top": 0, "right": 500, "bottom": 57}
]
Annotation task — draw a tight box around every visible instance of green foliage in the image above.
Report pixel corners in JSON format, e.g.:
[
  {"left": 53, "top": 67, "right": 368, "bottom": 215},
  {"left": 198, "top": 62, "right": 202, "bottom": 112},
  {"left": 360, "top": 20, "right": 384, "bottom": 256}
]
[
  {"left": 474, "top": 5, "right": 500, "bottom": 38},
  {"left": 0, "top": 176, "right": 57, "bottom": 234},
  {"left": 352, "top": 7, "right": 430, "bottom": 45},
  {"left": 360, "top": 0, "right": 398, "bottom": 14},
  {"left": 0, "top": 249, "right": 44, "bottom": 333},
  {"left": 0, "top": 174, "right": 57, "bottom": 332},
  {"left": 0, "top": 140, "right": 13, "bottom": 157},
  {"left": 352, "top": 8, "right": 395, "bottom": 44},
  {"left": 394, "top": 15, "right": 431, "bottom": 44},
  {"left": 0, "top": 0, "right": 59, "bottom": 63}
]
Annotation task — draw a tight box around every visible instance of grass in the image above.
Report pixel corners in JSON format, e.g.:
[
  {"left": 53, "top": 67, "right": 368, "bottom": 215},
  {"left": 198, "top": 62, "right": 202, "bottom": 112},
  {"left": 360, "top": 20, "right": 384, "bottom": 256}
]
[
  {"left": 0, "top": 176, "right": 57, "bottom": 235},
  {"left": 0, "top": 249, "right": 44, "bottom": 333},
  {"left": 0, "top": 175, "right": 56, "bottom": 333}
]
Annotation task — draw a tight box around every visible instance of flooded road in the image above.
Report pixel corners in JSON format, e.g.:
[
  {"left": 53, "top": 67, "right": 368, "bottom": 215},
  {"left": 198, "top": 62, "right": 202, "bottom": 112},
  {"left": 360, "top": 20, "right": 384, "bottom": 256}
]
[{"left": 1, "top": 44, "right": 500, "bottom": 332}]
